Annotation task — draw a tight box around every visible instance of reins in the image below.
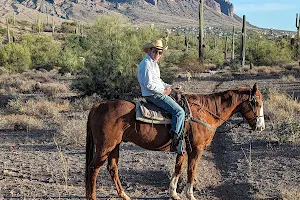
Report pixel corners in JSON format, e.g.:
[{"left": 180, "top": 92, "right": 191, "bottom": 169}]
[{"left": 183, "top": 90, "right": 259, "bottom": 133}]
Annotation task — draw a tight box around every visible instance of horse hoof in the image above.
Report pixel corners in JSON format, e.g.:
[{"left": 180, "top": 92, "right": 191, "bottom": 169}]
[
  {"left": 186, "top": 195, "right": 196, "bottom": 200},
  {"left": 171, "top": 194, "right": 181, "bottom": 200},
  {"left": 120, "top": 191, "right": 131, "bottom": 200}
]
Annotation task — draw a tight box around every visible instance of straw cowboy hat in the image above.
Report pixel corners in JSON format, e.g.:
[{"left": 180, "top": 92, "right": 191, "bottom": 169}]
[{"left": 143, "top": 39, "right": 168, "bottom": 53}]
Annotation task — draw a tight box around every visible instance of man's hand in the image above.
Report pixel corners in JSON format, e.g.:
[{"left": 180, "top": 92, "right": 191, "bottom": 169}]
[
  {"left": 171, "top": 84, "right": 182, "bottom": 90},
  {"left": 164, "top": 88, "right": 172, "bottom": 95}
]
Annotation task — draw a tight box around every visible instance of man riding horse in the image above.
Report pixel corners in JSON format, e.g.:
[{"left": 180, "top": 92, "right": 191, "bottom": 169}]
[{"left": 137, "top": 39, "right": 185, "bottom": 154}]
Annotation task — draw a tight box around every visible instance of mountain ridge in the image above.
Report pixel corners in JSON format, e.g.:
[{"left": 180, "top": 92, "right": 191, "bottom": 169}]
[{"left": 1, "top": 0, "right": 245, "bottom": 29}]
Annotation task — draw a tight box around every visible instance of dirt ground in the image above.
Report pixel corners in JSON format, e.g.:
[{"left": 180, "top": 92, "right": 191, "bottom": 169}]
[{"left": 1, "top": 72, "right": 300, "bottom": 200}]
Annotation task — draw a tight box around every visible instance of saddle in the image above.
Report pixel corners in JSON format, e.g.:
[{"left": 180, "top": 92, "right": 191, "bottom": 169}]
[
  {"left": 135, "top": 91, "right": 191, "bottom": 124},
  {"left": 135, "top": 91, "right": 193, "bottom": 153},
  {"left": 135, "top": 100, "right": 171, "bottom": 124}
]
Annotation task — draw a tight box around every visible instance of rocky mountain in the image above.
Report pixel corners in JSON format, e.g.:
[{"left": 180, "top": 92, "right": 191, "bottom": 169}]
[{"left": 1, "top": 0, "right": 244, "bottom": 29}]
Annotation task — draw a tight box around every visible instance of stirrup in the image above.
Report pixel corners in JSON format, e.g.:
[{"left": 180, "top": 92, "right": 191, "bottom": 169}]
[
  {"left": 170, "top": 138, "right": 179, "bottom": 152},
  {"left": 177, "top": 139, "right": 186, "bottom": 155}
]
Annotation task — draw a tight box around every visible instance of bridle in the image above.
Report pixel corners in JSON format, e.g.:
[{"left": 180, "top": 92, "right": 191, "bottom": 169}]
[
  {"left": 240, "top": 90, "right": 264, "bottom": 128},
  {"left": 188, "top": 90, "right": 263, "bottom": 133}
]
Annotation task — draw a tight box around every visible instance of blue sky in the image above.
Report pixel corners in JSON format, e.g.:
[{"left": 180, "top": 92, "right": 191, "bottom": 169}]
[{"left": 229, "top": 0, "right": 300, "bottom": 31}]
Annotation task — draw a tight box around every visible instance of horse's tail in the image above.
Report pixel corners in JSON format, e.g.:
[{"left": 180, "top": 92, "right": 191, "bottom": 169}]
[{"left": 85, "top": 108, "right": 94, "bottom": 190}]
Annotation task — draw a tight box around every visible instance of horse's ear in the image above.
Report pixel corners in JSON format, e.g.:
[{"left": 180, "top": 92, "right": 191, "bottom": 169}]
[{"left": 252, "top": 83, "right": 258, "bottom": 93}]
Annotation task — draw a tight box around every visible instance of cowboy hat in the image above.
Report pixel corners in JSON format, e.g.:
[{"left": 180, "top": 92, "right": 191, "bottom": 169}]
[{"left": 143, "top": 39, "right": 168, "bottom": 53}]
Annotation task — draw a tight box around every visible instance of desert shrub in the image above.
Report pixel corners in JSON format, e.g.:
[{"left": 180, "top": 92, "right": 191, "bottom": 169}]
[
  {"left": 18, "top": 80, "right": 38, "bottom": 93},
  {"left": 56, "top": 118, "right": 86, "bottom": 147},
  {"left": 0, "top": 73, "right": 31, "bottom": 94},
  {"left": 70, "top": 95, "right": 102, "bottom": 112},
  {"left": 274, "top": 121, "right": 300, "bottom": 144},
  {"left": 0, "top": 43, "right": 31, "bottom": 72},
  {"left": 168, "top": 33, "right": 186, "bottom": 51},
  {"left": 281, "top": 74, "right": 297, "bottom": 82},
  {"left": 163, "top": 50, "right": 184, "bottom": 66},
  {"left": 60, "top": 21, "right": 77, "bottom": 34},
  {"left": 0, "top": 114, "right": 44, "bottom": 130},
  {"left": 39, "top": 82, "right": 70, "bottom": 96},
  {"left": 72, "top": 15, "right": 163, "bottom": 98},
  {"left": 0, "top": 67, "right": 9, "bottom": 75},
  {"left": 177, "top": 50, "right": 208, "bottom": 72},
  {"left": 204, "top": 45, "right": 224, "bottom": 66},
  {"left": 57, "top": 35, "right": 89, "bottom": 74},
  {"left": 246, "top": 33, "right": 293, "bottom": 66},
  {"left": 21, "top": 34, "right": 61, "bottom": 70},
  {"left": 264, "top": 88, "right": 300, "bottom": 144},
  {"left": 7, "top": 98, "right": 61, "bottom": 118},
  {"left": 57, "top": 48, "right": 84, "bottom": 74},
  {"left": 0, "top": 26, "right": 6, "bottom": 37}
]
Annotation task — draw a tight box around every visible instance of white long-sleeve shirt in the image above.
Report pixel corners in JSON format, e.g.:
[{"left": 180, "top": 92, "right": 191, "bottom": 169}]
[{"left": 137, "top": 55, "right": 171, "bottom": 96}]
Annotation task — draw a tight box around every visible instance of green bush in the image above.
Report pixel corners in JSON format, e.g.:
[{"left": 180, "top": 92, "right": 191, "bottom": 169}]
[
  {"left": 245, "top": 32, "right": 293, "bottom": 66},
  {"left": 57, "top": 48, "right": 84, "bottom": 74},
  {"left": 0, "top": 43, "right": 31, "bottom": 72},
  {"left": 60, "top": 21, "right": 77, "bottom": 34},
  {"left": 72, "top": 15, "right": 163, "bottom": 98},
  {"left": 21, "top": 34, "right": 61, "bottom": 70},
  {"left": 57, "top": 34, "right": 89, "bottom": 74}
]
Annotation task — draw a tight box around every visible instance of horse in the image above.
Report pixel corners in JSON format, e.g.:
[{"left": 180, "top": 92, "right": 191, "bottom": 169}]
[{"left": 85, "top": 83, "right": 265, "bottom": 200}]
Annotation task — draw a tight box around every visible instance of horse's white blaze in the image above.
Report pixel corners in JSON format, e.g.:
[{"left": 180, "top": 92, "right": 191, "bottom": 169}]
[
  {"left": 169, "top": 174, "right": 180, "bottom": 199},
  {"left": 256, "top": 103, "right": 265, "bottom": 132},
  {"left": 185, "top": 183, "right": 196, "bottom": 200}
]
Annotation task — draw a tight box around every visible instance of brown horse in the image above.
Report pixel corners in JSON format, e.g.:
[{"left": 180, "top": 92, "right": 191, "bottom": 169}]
[{"left": 85, "top": 83, "right": 265, "bottom": 200}]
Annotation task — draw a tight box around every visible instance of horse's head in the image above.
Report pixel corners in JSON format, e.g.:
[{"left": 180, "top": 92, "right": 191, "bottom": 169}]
[{"left": 240, "top": 83, "right": 265, "bottom": 133}]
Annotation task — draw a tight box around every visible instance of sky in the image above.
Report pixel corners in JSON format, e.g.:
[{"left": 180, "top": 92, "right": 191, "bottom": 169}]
[{"left": 229, "top": 0, "right": 300, "bottom": 31}]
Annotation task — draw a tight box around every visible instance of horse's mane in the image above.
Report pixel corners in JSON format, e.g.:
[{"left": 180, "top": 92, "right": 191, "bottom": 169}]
[{"left": 185, "top": 88, "right": 251, "bottom": 116}]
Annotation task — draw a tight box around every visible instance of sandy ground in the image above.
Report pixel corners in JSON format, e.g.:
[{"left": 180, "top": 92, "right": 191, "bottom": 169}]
[{"left": 1, "top": 73, "right": 300, "bottom": 200}]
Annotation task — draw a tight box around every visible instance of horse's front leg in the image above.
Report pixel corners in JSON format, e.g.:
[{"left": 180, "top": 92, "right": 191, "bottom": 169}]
[
  {"left": 185, "top": 145, "right": 205, "bottom": 200},
  {"left": 169, "top": 153, "right": 187, "bottom": 200}
]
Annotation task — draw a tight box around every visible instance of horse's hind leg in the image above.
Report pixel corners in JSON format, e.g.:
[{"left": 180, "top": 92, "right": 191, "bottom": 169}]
[
  {"left": 107, "top": 144, "right": 130, "bottom": 200},
  {"left": 86, "top": 153, "right": 108, "bottom": 200},
  {"left": 169, "top": 154, "right": 187, "bottom": 200}
]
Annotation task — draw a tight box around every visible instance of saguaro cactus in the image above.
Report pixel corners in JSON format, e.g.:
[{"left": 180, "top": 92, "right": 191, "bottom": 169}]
[
  {"left": 241, "top": 15, "right": 246, "bottom": 67},
  {"left": 164, "top": 29, "right": 171, "bottom": 46},
  {"left": 185, "top": 33, "right": 189, "bottom": 52},
  {"left": 296, "top": 13, "right": 300, "bottom": 59},
  {"left": 13, "top": 12, "right": 16, "bottom": 25},
  {"left": 52, "top": 16, "right": 55, "bottom": 35},
  {"left": 37, "top": 14, "right": 42, "bottom": 33},
  {"left": 231, "top": 26, "right": 235, "bottom": 61},
  {"left": 198, "top": 0, "right": 204, "bottom": 63},
  {"left": 224, "top": 36, "right": 228, "bottom": 60},
  {"left": 297, "top": 13, "right": 300, "bottom": 39},
  {"left": 6, "top": 18, "right": 11, "bottom": 43}
]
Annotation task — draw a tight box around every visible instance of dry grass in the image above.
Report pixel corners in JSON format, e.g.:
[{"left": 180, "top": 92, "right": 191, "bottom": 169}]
[
  {"left": 7, "top": 98, "right": 65, "bottom": 118},
  {"left": 0, "top": 74, "right": 30, "bottom": 95},
  {"left": 0, "top": 114, "right": 44, "bottom": 131},
  {"left": 264, "top": 87, "right": 300, "bottom": 144},
  {"left": 281, "top": 74, "right": 297, "bottom": 82},
  {"left": 56, "top": 117, "right": 86, "bottom": 147},
  {"left": 70, "top": 95, "right": 102, "bottom": 112},
  {"left": 39, "top": 82, "right": 70, "bottom": 97},
  {"left": 249, "top": 65, "right": 282, "bottom": 75},
  {"left": 264, "top": 88, "right": 300, "bottom": 122},
  {"left": 0, "top": 69, "right": 71, "bottom": 96}
]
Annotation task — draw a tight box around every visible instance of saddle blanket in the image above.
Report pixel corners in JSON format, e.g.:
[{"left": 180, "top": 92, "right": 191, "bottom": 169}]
[{"left": 135, "top": 100, "right": 171, "bottom": 124}]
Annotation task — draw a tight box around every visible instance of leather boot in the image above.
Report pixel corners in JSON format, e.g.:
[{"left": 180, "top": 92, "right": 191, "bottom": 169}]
[{"left": 169, "top": 130, "right": 180, "bottom": 152}]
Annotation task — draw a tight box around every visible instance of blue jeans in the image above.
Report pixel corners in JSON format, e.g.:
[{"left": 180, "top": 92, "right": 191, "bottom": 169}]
[{"left": 146, "top": 93, "right": 185, "bottom": 136}]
